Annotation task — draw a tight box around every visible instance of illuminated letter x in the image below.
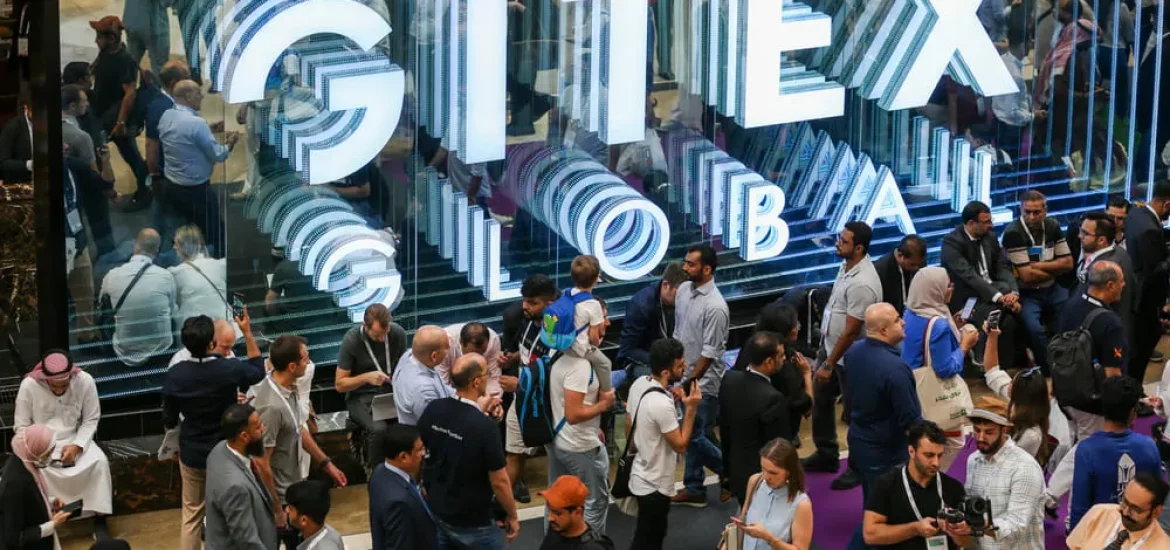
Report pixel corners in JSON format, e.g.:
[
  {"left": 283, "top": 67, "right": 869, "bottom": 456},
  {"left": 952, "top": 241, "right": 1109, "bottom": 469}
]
[{"left": 881, "top": 0, "right": 1018, "bottom": 111}]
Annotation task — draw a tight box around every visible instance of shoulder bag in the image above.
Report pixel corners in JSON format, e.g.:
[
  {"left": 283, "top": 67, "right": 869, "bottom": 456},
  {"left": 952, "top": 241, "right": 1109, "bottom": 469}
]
[
  {"left": 718, "top": 473, "right": 765, "bottom": 550},
  {"left": 96, "top": 262, "right": 152, "bottom": 343},
  {"left": 184, "top": 260, "right": 232, "bottom": 318},
  {"left": 610, "top": 384, "right": 666, "bottom": 516},
  {"left": 913, "top": 316, "right": 974, "bottom": 432}
]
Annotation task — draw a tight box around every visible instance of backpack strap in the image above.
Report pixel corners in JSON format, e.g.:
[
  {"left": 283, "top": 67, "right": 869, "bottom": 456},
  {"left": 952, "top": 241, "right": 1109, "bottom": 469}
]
[
  {"left": 1080, "top": 307, "right": 1110, "bottom": 330},
  {"left": 114, "top": 262, "right": 152, "bottom": 316},
  {"left": 552, "top": 354, "right": 595, "bottom": 436}
]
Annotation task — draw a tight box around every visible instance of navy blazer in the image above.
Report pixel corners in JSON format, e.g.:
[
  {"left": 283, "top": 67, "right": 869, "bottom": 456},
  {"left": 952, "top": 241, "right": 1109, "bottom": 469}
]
[
  {"left": 617, "top": 282, "right": 670, "bottom": 366},
  {"left": 369, "top": 463, "right": 438, "bottom": 550}
]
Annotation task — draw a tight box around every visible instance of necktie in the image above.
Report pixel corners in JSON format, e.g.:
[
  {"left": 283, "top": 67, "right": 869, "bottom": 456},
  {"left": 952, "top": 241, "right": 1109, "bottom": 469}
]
[
  {"left": 410, "top": 480, "right": 434, "bottom": 520},
  {"left": 1076, "top": 257, "right": 1087, "bottom": 282},
  {"left": 1105, "top": 529, "right": 1129, "bottom": 550}
]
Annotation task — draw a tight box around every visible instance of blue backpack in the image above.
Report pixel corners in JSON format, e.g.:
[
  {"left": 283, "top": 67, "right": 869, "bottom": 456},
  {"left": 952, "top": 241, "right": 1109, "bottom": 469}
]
[
  {"left": 515, "top": 351, "right": 594, "bottom": 447},
  {"left": 540, "top": 289, "right": 594, "bottom": 351}
]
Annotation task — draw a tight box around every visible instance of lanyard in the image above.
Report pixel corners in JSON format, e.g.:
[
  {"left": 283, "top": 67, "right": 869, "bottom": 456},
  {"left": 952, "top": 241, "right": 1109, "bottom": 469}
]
[
  {"left": 1024, "top": 223, "right": 1046, "bottom": 248},
  {"left": 1109, "top": 519, "right": 1153, "bottom": 549},
  {"left": 659, "top": 306, "right": 669, "bottom": 339},
  {"left": 899, "top": 266, "right": 907, "bottom": 307},
  {"left": 266, "top": 376, "right": 301, "bottom": 436},
  {"left": 302, "top": 528, "right": 328, "bottom": 550},
  {"left": 1083, "top": 294, "right": 1105, "bottom": 308},
  {"left": 362, "top": 329, "right": 390, "bottom": 374},
  {"left": 901, "top": 467, "right": 943, "bottom": 522}
]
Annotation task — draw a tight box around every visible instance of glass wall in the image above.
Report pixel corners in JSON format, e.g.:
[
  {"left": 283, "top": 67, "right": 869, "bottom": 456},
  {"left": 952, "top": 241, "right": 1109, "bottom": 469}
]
[{"left": 53, "top": 0, "right": 1169, "bottom": 399}]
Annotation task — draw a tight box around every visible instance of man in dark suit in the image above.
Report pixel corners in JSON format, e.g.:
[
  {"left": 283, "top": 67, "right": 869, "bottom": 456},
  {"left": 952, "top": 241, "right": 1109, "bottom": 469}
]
[
  {"left": 719, "top": 332, "right": 791, "bottom": 504},
  {"left": 1075, "top": 211, "right": 1136, "bottom": 339},
  {"left": 0, "top": 95, "right": 33, "bottom": 184},
  {"left": 872, "top": 235, "right": 927, "bottom": 316},
  {"left": 1125, "top": 181, "right": 1170, "bottom": 382},
  {"left": 204, "top": 404, "right": 279, "bottom": 550},
  {"left": 941, "top": 200, "right": 1022, "bottom": 368},
  {"left": 369, "top": 423, "right": 437, "bottom": 550}
]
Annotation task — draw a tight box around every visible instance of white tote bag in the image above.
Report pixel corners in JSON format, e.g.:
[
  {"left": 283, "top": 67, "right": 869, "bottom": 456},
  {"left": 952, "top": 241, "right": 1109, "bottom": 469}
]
[{"left": 913, "top": 317, "right": 974, "bottom": 431}]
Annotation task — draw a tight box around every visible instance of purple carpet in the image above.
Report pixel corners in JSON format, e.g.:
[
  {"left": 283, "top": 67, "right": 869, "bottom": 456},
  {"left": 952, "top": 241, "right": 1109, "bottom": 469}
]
[{"left": 806, "top": 415, "right": 1161, "bottom": 549}]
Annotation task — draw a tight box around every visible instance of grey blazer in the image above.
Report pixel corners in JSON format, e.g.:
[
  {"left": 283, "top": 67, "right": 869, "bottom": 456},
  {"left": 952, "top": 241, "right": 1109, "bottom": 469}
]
[{"left": 204, "top": 440, "right": 279, "bottom": 550}]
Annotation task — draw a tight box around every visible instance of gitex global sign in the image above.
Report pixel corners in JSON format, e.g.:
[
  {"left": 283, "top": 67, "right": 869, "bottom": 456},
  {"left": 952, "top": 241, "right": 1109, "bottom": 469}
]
[{"left": 209, "top": 0, "right": 1018, "bottom": 308}]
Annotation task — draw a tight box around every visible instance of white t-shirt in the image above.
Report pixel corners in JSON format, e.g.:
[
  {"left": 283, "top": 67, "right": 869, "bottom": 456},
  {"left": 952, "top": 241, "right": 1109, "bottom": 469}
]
[
  {"left": 627, "top": 376, "right": 680, "bottom": 497},
  {"left": 570, "top": 289, "right": 604, "bottom": 357},
  {"left": 549, "top": 354, "right": 601, "bottom": 452}
]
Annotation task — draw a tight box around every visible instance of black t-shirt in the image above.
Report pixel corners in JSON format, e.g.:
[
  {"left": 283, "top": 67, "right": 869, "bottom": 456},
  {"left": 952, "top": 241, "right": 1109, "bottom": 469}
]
[
  {"left": 539, "top": 528, "right": 616, "bottom": 550},
  {"left": 91, "top": 47, "right": 139, "bottom": 118},
  {"left": 419, "top": 398, "right": 507, "bottom": 528},
  {"left": 864, "top": 467, "right": 967, "bottom": 550},
  {"left": 1057, "top": 293, "right": 1128, "bottom": 413}
]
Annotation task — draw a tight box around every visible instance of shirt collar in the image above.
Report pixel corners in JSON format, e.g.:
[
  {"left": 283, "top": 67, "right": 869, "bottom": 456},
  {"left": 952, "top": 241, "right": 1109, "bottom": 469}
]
[
  {"left": 691, "top": 278, "right": 715, "bottom": 296},
  {"left": 174, "top": 104, "right": 199, "bottom": 116},
  {"left": 268, "top": 375, "right": 296, "bottom": 399},
  {"left": 127, "top": 254, "right": 154, "bottom": 265},
  {"left": 963, "top": 227, "right": 979, "bottom": 241},
  {"left": 1147, "top": 204, "right": 1160, "bottom": 221},
  {"left": 1084, "top": 244, "right": 1114, "bottom": 264},
  {"left": 383, "top": 462, "right": 414, "bottom": 485},
  {"left": 456, "top": 395, "right": 481, "bottom": 411},
  {"left": 226, "top": 444, "right": 252, "bottom": 469},
  {"left": 746, "top": 367, "right": 771, "bottom": 382},
  {"left": 841, "top": 255, "right": 873, "bottom": 278},
  {"left": 62, "top": 115, "right": 79, "bottom": 128},
  {"left": 298, "top": 526, "right": 331, "bottom": 550},
  {"left": 975, "top": 436, "right": 1018, "bottom": 464}
]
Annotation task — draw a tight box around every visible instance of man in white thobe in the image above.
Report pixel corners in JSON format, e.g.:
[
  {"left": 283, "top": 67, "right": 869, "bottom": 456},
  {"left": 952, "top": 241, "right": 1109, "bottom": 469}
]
[{"left": 13, "top": 352, "right": 113, "bottom": 519}]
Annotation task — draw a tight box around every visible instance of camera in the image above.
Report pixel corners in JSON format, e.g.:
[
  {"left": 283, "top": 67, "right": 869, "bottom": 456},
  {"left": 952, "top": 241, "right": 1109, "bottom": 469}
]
[{"left": 939, "top": 496, "right": 995, "bottom": 537}]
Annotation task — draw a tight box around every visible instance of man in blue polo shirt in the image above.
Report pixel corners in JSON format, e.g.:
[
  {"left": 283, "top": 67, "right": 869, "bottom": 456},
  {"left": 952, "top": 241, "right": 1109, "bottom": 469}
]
[
  {"left": 842, "top": 302, "right": 923, "bottom": 550},
  {"left": 163, "top": 309, "right": 266, "bottom": 550}
]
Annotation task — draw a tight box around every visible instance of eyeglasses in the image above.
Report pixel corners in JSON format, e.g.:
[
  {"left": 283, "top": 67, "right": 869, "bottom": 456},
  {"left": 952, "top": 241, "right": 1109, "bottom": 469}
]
[
  {"left": 1118, "top": 493, "right": 1152, "bottom": 515},
  {"left": 1078, "top": 229, "right": 1099, "bottom": 237}
]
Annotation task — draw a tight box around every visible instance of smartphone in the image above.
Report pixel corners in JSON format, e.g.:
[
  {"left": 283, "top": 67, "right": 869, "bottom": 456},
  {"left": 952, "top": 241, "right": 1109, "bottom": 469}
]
[
  {"left": 231, "top": 292, "right": 247, "bottom": 318},
  {"left": 61, "top": 499, "right": 83, "bottom": 518},
  {"left": 960, "top": 297, "right": 978, "bottom": 321},
  {"left": 987, "top": 309, "right": 1002, "bottom": 331}
]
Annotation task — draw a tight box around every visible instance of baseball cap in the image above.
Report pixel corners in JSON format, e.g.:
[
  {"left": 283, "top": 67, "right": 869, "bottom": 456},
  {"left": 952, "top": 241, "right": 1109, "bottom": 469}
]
[
  {"left": 89, "top": 16, "right": 125, "bottom": 34},
  {"left": 539, "top": 475, "right": 589, "bottom": 510},
  {"left": 966, "top": 395, "right": 1013, "bottom": 427}
]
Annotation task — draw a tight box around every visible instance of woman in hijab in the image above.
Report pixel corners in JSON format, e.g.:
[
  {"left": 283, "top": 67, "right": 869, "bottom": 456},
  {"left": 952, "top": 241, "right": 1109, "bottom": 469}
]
[
  {"left": 0, "top": 424, "right": 72, "bottom": 550},
  {"left": 901, "top": 267, "right": 980, "bottom": 470}
]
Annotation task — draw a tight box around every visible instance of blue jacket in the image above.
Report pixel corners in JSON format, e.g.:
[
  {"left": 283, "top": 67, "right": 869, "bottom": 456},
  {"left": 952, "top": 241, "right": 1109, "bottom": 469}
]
[
  {"left": 901, "top": 311, "right": 965, "bottom": 378},
  {"left": 369, "top": 463, "right": 438, "bottom": 550},
  {"left": 617, "top": 282, "right": 669, "bottom": 366},
  {"left": 843, "top": 338, "right": 922, "bottom": 469},
  {"left": 1070, "top": 430, "right": 1163, "bottom": 530}
]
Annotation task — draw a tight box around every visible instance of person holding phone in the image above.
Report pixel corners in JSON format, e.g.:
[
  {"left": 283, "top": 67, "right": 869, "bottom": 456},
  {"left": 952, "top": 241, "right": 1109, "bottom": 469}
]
[
  {"left": 732, "top": 438, "right": 813, "bottom": 550},
  {"left": 0, "top": 424, "right": 75, "bottom": 550}
]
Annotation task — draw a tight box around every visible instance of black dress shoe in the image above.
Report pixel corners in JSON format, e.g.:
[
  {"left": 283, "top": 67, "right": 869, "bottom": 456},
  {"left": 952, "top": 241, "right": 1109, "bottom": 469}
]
[
  {"left": 121, "top": 193, "right": 152, "bottom": 213},
  {"left": 830, "top": 467, "right": 862, "bottom": 491},
  {"left": 800, "top": 453, "right": 839, "bottom": 473},
  {"left": 513, "top": 480, "right": 531, "bottom": 504}
]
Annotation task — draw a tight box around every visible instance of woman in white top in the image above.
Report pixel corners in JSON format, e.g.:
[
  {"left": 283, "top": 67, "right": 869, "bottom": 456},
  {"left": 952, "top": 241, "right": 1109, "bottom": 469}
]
[
  {"left": 168, "top": 225, "right": 237, "bottom": 334},
  {"left": 735, "top": 438, "right": 813, "bottom": 550}
]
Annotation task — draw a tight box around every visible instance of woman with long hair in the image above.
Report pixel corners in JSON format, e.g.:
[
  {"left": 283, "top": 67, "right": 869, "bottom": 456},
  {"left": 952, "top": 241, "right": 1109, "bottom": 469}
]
[
  {"left": 733, "top": 438, "right": 813, "bottom": 550},
  {"left": 984, "top": 323, "right": 1067, "bottom": 470}
]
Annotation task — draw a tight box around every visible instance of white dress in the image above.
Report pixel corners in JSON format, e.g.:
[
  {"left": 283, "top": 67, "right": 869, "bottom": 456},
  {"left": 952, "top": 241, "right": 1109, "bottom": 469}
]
[{"left": 13, "top": 373, "right": 113, "bottom": 515}]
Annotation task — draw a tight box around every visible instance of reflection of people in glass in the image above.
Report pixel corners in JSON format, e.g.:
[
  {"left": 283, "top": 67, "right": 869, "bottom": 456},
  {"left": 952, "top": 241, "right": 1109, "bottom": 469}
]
[
  {"left": 158, "top": 80, "right": 240, "bottom": 257},
  {"left": 89, "top": 16, "right": 152, "bottom": 213},
  {"left": 98, "top": 228, "right": 177, "bottom": 367},
  {"left": 122, "top": 0, "right": 170, "bottom": 76},
  {"left": 169, "top": 225, "right": 237, "bottom": 336},
  {"left": 328, "top": 162, "right": 384, "bottom": 229}
]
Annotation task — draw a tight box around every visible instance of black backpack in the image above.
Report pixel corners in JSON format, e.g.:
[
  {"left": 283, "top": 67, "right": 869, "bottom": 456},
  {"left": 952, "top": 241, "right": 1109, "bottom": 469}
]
[{"left": 1049, "top": 308, "right": 1109, "bottom": 408}]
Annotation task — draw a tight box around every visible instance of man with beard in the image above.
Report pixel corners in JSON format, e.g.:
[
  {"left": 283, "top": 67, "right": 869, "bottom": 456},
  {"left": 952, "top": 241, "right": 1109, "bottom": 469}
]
[
  {"left": 1067, "top": 473, "right": 1170, "bottom": 549},
  {"left": 964, "top": 396, "right": 1046, "bottom": 549},
  {"left": 499, "top": 274, "right": 559, "bottom": 503},
  {"left": 1000, "top": 191, "right": 1073, "bottom": 371},
  {"left": 863, "top": 420, "right": 974, "bottom": 549},
  {"left": 205, "top": 404, "right": 279, "bottom": 550},
  {"left": 540, "top": 476, "right": 615, "bottom": 550},
  {"left": 873, "top": 235, "right": 927, "bottom": 316},
  {"left": 802, "top": 222, "right": 882, "bottom": 492}
]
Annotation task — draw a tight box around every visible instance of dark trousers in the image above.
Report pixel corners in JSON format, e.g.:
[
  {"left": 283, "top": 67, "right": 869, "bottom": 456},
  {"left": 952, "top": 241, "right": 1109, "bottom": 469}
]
[
  {"left": 161, "top": 179, "right": 223, "bottom": 257},
  {"left": 630, "top": 492, "right": 670, "bottom": 550},
  {"left": 811, "top": 366, "right": 843, "bottom": 460},
  {"left": 346, "top": 392, "right": 389, "bottom": 470},
  {"left": 77, "top": 181, "right": 115, "bottom": 256},
  {"left": 111, "top": 133, "right": 149, "bottom": 198},
  {"left": 1130, "top": 306, "right": 1163, "bottom": 383}
]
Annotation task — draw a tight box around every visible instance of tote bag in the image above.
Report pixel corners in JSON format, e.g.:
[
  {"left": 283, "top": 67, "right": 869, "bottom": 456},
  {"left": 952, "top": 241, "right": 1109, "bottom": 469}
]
[{"left": 913, "top": 316, "right": 974, "bottom": 431}]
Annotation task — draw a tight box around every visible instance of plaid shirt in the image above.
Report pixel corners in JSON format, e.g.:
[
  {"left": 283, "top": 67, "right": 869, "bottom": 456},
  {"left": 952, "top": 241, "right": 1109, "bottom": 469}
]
[{"left": 965, "top": 438, "right": 1046, "bottom": 549}]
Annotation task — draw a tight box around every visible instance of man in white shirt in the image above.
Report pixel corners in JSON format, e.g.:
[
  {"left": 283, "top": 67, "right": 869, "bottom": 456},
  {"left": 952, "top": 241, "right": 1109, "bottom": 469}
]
[
  {"left": 547, "top": 322, "right": 617, "bottom": 535},
  {"left": 99, "top": 227, "right": 177, "bottom": 367},
  {"left": 13, "top": 351, "right": 113, "bottom": 536},
  {"left": 627, "top": 338, "right": 701, "bottom": 549},
  {"left": 169, "top": 317, "right": 235, "bottom": 366}
]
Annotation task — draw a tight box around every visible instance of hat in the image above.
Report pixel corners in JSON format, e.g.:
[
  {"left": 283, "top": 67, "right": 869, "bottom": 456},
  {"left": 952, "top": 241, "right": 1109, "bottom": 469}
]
[
  {"left": 966, "top": 395, "right": 1013, "bottom": 427},
  {"left": 89, "top": 16, "right": 124, "bottom": 34},
  {"left": 539, "top": 475, "right": 589, "bottom": 510},
  {"left": 28, "top": 351, "right": 80, "bottom": 383}
]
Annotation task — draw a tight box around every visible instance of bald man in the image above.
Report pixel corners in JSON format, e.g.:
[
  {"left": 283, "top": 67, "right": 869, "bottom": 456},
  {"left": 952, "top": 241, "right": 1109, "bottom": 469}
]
[
  {"left": 170, "top": 318, "right": 236, "bottom": 366},
  {"left": 391, "top": 326, "right": 453, "bottom": 425},
  {"left": 157, "top": 79, "right": 239, "bottom": 257},
  {"left": 99, "top": 228, "right": 177, "bottom": 367},
  {"left": 841, "top": 302, "right": 922, "bottom": 545}
]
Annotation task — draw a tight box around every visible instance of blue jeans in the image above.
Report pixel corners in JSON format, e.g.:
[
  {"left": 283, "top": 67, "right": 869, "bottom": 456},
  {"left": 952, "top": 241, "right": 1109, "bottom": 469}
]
[
  {"left": 846, "top": 463, "right": 899, "bottom": 550},
  {"left": 1019, "top": 284, "right": 1068, "bottom": 368},
  {"left": 684, "top": 395, "right": 724, "bottom": 496},
  {"left": 436, "top": 517, "right": 506, "bottom": 550}
]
